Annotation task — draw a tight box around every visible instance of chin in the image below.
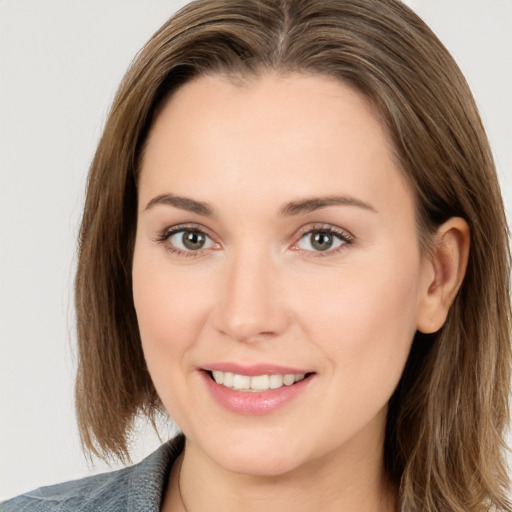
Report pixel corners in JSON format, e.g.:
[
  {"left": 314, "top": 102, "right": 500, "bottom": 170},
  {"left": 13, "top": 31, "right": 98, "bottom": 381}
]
[
  {"left": 189, "top": 426, "right": 311, "bottom": 477},
  {"left": 214, "top": 446, "right": 306, "bottom": 477}
]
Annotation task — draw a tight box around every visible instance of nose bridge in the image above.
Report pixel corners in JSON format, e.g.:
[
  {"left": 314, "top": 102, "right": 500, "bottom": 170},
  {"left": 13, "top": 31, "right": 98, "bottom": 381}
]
[{"left": 213, "top": 245, "right": 289, "bottom": 342}]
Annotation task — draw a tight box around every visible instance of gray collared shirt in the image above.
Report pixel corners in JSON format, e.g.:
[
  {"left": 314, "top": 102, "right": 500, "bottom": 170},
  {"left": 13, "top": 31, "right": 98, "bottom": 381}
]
[{"left": 1, "top": 436, "right": 184, "bottom": 512}]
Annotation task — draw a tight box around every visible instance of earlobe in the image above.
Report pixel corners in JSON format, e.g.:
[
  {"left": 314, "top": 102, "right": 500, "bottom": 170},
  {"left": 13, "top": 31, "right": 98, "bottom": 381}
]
[{"left": 416, "top": 217, "right": 470, "bottom": 334}]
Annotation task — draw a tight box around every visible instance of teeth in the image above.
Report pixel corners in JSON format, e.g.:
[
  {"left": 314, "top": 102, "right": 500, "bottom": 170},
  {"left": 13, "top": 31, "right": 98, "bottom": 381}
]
[
  {"left": 212, "top": 370, "right": 224, "bottom": 385},
  {"left": 250, "top": 374, "right": 269, "bottom": 390},
  {"left": 283, "top": 374, "right": 295, "bottom": 386},
  {"left": 269, "top": 374, "right": 284, "bottom": 389},
  {"left": 223, "top": 372, "right": 234, "bottom": 388},
  {"left": 233, "top": 374, "right": 251, "bottom": 390},
  {"left": 210, "top": 371, "right": 306, "bottom": 392}
]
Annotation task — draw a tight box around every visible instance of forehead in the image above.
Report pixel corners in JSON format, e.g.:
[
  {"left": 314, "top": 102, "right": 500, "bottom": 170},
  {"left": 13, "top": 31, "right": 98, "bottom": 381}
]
[
  {"left": 138, "top": 72, "right": 413, "bottom": 221},
  {"left": 143, "top": 72, "right": 387, "bottom": 164}
]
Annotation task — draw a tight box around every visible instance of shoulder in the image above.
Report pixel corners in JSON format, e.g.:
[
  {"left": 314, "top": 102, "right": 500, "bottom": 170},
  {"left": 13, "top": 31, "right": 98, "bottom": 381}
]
[
  {"left": 1, "top": 435, "right": 184, "bottom": 512},
  {"left": 1, "top": 467, "right": 132, "bottom": 512}
]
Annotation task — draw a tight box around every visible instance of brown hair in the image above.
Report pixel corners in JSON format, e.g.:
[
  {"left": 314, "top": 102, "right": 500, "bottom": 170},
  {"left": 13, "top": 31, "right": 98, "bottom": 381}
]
[{"left": 74, "top": 0, "right": 511, "bottom": 509}]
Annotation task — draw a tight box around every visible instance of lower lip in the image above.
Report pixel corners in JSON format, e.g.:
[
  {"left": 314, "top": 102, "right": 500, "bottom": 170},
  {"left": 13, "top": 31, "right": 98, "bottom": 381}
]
[{"left": 200, "top": 371, "right": 314, "bottom": 415}]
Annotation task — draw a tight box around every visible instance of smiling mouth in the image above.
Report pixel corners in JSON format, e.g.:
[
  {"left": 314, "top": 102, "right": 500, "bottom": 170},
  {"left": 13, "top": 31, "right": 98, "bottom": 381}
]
[{"left": 207, "top": 370, "right": 314, "bottom": 392}]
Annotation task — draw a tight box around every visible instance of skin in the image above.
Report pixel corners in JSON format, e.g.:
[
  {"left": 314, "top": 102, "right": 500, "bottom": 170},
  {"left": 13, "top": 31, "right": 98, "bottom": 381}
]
[{"left": 132, "top": 73, "right": 469, "bottom": 511}]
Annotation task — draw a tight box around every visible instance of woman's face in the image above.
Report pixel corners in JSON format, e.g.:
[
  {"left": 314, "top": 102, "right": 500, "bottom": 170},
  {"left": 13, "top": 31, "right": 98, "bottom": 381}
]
[{"left": 133, "top": 73, "right": 432, "bottom": 477}]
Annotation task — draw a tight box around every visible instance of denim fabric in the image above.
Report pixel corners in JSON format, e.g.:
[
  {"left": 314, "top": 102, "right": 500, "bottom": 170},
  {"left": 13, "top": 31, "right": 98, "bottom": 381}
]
[{"left": 1, "top": 435, "right": 185, "bottom": 512}]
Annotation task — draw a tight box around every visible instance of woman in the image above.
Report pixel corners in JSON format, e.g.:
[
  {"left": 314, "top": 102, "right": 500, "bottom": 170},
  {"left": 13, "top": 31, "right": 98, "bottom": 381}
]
[{"left": 3, "top": 0, "right": 510, "bottom": 510}]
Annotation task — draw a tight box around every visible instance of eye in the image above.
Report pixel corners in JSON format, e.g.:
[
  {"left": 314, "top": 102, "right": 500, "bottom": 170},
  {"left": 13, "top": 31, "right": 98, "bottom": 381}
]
[
  {"left": 169, "top": 229, "right": 214, "bottom": 251},
  {"left": 156, "top": 225, "right": 219, "bottom": 256},
  {"left": 295, "top": 227, "right": 353, "bottom": 254}
]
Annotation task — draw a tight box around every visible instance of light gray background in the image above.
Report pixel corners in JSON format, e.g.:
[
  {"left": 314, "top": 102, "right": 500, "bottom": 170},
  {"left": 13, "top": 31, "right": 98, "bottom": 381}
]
[{"left": 1, "top": 0, "right": 511, "bottom": 500}]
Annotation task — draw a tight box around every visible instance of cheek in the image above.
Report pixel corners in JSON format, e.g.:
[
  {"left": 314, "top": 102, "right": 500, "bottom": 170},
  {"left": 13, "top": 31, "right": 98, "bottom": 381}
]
[
  {"left": 293, "top": 248, "right": 421, "bottom": 387},
  {"left": 132, "top": 249, "right": 217, "bottom": 430},
  {"left": 132, "top": 246, "right": 210, "bottom": 378}
]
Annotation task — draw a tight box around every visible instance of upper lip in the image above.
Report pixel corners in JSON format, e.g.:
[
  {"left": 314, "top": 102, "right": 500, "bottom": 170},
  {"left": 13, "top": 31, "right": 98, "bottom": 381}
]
[{"left": 201, "top": 362, "right": 313, "bottom": 376}]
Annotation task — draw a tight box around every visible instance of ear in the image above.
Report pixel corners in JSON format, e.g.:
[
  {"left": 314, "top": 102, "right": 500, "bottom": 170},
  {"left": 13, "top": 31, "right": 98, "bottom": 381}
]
[{"left": 416, "top": 217, "right": 470, "bottom": 334}]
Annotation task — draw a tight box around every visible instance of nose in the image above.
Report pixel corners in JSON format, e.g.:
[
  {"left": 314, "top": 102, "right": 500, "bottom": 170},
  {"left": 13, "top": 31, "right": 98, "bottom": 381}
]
[{"left": 212, "top": 250, "right": 291, "bottom": 343}]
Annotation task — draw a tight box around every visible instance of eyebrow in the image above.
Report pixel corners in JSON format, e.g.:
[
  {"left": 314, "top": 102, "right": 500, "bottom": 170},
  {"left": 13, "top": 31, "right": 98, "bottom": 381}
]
[
  {"left": 145, "top": 194, "right": 214, "bottom": 215},
  {"left": 144, "top": 193, "right": 377, "bottom": 216},
  {"left": 280, "top": 195, "right": 377, "bottom": 216}
]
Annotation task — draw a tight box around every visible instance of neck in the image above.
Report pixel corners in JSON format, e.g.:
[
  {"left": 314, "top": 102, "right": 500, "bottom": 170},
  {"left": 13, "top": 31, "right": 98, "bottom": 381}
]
[{"left": 163, "top": 433, "right": 397, "bottom": 512}]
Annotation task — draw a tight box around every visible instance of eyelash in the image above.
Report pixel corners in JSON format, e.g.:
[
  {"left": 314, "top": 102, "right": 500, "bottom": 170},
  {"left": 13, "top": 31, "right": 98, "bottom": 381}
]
[
  {"left": 154, "top": 223, "right": 212, "bottom": 259},
  {"left": 154, "top": 223, "right": 354, "bottom": 258},
  {"left": 293, "top": 224, "right": 354, "bottom": 257}
]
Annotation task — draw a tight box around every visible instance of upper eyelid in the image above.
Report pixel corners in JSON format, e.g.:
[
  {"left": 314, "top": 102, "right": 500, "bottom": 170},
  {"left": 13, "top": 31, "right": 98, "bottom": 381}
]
[
  {"left": 159, "top": 223, "right": 213, "bottom": 239},
  {"left": 294, "top": 223, "right": 354, "bottom": 241}
]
